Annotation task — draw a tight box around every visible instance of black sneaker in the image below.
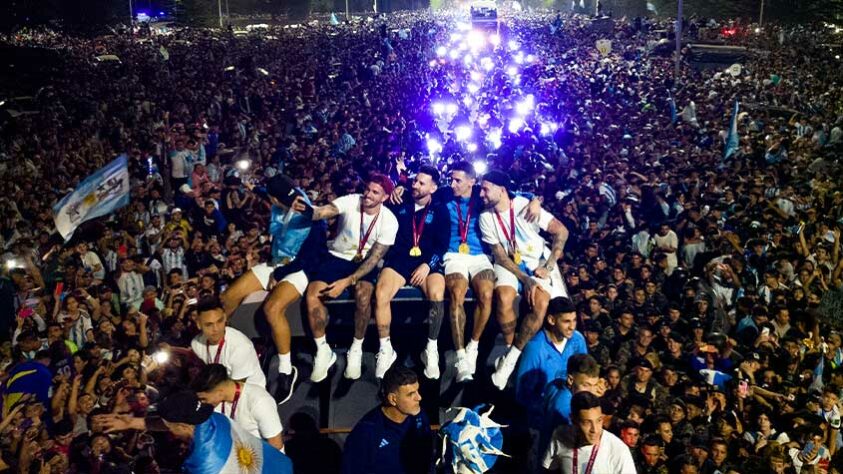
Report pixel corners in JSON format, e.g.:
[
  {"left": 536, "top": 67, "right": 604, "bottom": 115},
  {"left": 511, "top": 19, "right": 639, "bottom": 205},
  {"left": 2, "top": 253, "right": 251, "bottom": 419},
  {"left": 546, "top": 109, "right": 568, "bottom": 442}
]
[{"left": 274, "top": 366, "right": 298, "bottom": 405}]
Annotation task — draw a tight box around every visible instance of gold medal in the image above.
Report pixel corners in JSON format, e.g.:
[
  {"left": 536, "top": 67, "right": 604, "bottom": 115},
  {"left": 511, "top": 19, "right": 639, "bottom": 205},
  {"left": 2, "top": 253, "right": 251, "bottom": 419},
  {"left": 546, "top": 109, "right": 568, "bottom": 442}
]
[
  {"left": 279, "top": 257, "right": 291, "bottom": 266},
  {"left": 352, "top": 253, "right": 363, "bottom": 263},
  {"left": 513, "top": 250, "right": 522, "bottom": 265},
  {"left": 409, "top": 246, "right": 422, "bottom": 257},
  {"left": 458, "top": 242, "right": 470, "bottom": 254}
]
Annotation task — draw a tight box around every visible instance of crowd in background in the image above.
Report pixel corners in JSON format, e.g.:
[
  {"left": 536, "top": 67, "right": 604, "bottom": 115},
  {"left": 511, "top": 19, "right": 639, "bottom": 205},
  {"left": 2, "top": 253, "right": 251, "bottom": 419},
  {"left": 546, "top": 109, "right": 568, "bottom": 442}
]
[{"left": 0, "top": 7, "right": 842, "bottom": 473}]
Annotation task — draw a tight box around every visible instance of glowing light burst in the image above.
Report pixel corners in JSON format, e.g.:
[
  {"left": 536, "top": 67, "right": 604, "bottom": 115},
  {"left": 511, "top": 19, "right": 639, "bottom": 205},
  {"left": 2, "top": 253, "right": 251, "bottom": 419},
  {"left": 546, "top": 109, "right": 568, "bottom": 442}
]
[
  {"left": 445, "top": 103, "right": 458, "bottom": 115},
  {"left": 467, "top": 143, "right": 478, "bottom": 153},
  {"left": 540, "top": 122, "right": 558, "bottom": 136},
  {"left": 467, "top": 83, "right": 480, "bottom": 94},
  {"left": 481, "top": 57, "right": 494, "bottom": 72},
  {"left": 436, "top": 46, "right": 447, "bottom": 57},
  {"left": 432, "top": 102, "right": 446, "bottom": 115},
  {"left": 450, "top": 32, "right": 463, "bottom": 42},
  {"left": 463, "top": 96, "right": 473, "bottom": 107},
  {"left": 489, "top": 34, "right": 501, "bottom": 47},
  {"left": 506, "top": 66, "right": 519, "bottom": 76},
  {"left": 429, "top": 60, "right": 438, "bottom": 68},
  {"left": 488, "top": 130, "right": 502, "bottom": 149},
  {"left": 449, "top": 49, "right": 460, "bottom": 60},
  {"left": 467, "top": 30, "right": 485, "bottom": 50},
  {"left": 463, "top": 54, "right": 474, "bottom": 65},
  {"left": 508, "top": 40, "right": 520, "bottom": 51},
  {"left": 427, "top": 137, "right": 442, "bottom": 154},
  {"left": 455, "top": 125, "right": 472, "bottom": 141},
  {"left": 470, "top": 70, "right": 483, "bottom": 82},
  {"left": 473, "top": 160, "right": 488, "bottom": 174},
  {"left": 508, "top": 118, "right": 524, "bottom": 133},
  {"left": 515, "top": 101, "right": 531, "bottom": 117}
]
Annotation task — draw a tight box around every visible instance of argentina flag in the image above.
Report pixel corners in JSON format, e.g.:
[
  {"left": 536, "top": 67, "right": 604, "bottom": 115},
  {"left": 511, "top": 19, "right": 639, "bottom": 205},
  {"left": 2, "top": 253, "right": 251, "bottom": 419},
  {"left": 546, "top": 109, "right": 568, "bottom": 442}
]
[
  {"left": 53, "top": 154, "right": 130, "bottom": 240},
  {"left": 668, "top": 96, "right": 677, "bottom": 125},
  {"left": 183, "top": 413, "right": 293, "bottom": 474},
  {"left": 269, "top": 191, "right": 312, "bottom": 265},
  {"left": 723, "top": 100, "right": 740, "bottom": 160}
]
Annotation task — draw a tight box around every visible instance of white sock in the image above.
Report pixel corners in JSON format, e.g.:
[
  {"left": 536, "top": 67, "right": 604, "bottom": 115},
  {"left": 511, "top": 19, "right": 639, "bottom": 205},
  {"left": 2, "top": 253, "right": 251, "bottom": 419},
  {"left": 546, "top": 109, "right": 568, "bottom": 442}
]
[
  {"left": 278, "top": 353, "right": 292, "bottom": 374},
  {"left": 466, "top": 340, "right": 479, "bottom": 353},
  {"left": 456, "top": 348, "right": 467, "bottom": 359},
  {"left": 350, "top": 337, "right": 364, "bottom": 352},
  {"left": 504, "top": 347, "right": 522, "bottom": 365},
  {"left": 314, "top": 336, "right": 328, "bottom": 348},
  {"left": 427, "top": 338, "right": 438, "bottom": 348},
  {"left": 379, "top": 337, "right": 392, "bottom": 353}
]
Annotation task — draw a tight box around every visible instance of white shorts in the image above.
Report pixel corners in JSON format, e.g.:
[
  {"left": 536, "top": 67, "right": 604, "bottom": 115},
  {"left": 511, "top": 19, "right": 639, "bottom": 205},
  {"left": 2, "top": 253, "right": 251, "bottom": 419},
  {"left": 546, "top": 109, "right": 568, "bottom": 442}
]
[
  {"left": 250, "top": 263, "right": 309, "bottom": 296},
  {"left": 493, "top": 264, "right": 568, "bottom": 299},
  {"left": 443, "top": 252, "right": 495, "bottom": 281}
]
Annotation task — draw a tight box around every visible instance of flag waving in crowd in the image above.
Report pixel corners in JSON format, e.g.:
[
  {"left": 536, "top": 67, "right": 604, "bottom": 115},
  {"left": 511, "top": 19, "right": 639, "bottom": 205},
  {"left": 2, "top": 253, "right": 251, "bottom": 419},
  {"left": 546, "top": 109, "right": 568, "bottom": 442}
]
[
  {"left": 723, "top": 99, "right": 740, "bottom": 160},
  {"left": 52, "top": 154, "right": 130, "bottom": 239}
]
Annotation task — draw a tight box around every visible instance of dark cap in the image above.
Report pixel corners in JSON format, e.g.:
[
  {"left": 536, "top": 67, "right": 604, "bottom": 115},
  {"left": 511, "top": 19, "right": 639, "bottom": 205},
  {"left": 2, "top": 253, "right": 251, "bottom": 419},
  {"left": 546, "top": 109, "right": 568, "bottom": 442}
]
[
  {"left": 266, "top": 174, "right": 300, "bottom": 207},
  {"left": 690, "top": 434, "right": 709, "bottom": 450},
  {"left": 482, "top": 169, "right": 512, "bottom": 190},
  {"left": 157, "top": 390, "right": 214, "bottom": 425},
  {"left": 636, "top": 358, "right": 654, "bottom": 370},
  {"left": 746, "top": 351, "right": 762, "bottom": 363},
  {"left": 668, "top": 331, "right": 686, "bottom": 345}
]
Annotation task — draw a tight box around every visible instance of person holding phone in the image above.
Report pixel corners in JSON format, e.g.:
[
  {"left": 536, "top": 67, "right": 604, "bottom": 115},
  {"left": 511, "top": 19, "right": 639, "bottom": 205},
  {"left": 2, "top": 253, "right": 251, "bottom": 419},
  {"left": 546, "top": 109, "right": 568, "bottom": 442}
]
[{"left": 219, "top": 174, "right": 324, "bottom": 403}]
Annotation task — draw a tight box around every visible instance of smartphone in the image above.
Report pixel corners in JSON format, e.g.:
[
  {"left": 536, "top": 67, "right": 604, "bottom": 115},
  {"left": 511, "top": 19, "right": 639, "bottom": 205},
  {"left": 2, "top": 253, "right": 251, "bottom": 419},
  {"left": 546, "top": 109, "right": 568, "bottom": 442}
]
[
  {"left": 738, "top": 380, "right": 749, "bottom": 397},
  {"left": 761, "top": 327, "right": 770, "bottom": 337}
]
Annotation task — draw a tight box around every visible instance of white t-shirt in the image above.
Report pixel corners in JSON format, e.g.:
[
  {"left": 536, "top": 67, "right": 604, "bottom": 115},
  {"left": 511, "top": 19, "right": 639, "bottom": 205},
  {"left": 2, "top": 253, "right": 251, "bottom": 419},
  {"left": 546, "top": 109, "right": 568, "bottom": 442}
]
[
  {"left": 479, "top": 196, "right": 554, "bottom": 271},
  {"left": 328, "top": 194, "right": 398, "bottom": 261},
  {"left": 81, "top": 251, "right": 105, "bottom": 279},
  {"left": 191, "top": 327, "right": 266, "bottom": 388},
  {"left": 214, "top": 382, "right": 283, "bottom": 440},
  {"left": 542, "top": 429, "right": 637, "bottom": 474}
]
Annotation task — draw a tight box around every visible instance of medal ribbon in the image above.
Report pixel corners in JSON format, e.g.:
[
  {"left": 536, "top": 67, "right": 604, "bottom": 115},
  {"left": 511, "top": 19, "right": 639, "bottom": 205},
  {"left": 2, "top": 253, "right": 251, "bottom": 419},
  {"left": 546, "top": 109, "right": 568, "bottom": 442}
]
[
  {"left": 357, "top": 198, "right": 380, "bottom": 257},
  {"left": 224, "top": 382, "right": 242, "bottom": 420},
  {"left": 412, "top": 206, "right": 430, "bottom": 251},
  {"left": 494, "top": 203, "right": 518, "bottom": 254},
  {"left": 206, "top": 337, "right": 225, "bottom": 365},
  {"left": 455, "top": 199, "right": 471, "bottom": 245},
  {"left": 572, "top": 436, "right": 601, "bottom": 474}
]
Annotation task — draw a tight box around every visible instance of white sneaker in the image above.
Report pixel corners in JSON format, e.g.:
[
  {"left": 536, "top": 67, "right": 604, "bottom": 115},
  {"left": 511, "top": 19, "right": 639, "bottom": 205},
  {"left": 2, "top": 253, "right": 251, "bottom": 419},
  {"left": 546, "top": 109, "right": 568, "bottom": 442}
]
[
  {"left": 344, "top": 346, "right": 363, "bottom": 380},
  {"left": 491, "top": 354, "right": 517, "bottom": 390},
  {"left": 465, "top": 344, "right": 479, "bottom": 376},
  {"left": 421, "top": 343, "right": 440, "bottom": 380},
  {"left": 455, "top": 354, "right": 474, "bottom": 383},
  {"left": 310, "top": 347, "right": 336, "bottom": 383},
  {"left": 375, "top": 348, "right": 397, "bottom": 379}
]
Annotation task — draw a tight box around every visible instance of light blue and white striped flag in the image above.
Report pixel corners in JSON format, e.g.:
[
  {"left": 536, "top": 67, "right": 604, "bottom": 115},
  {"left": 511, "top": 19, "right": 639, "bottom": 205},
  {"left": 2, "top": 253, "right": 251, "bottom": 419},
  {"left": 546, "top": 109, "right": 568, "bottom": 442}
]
[
  {"left": 668, "top": 96, "right": 677, "bottom": 125},
  {"left": 52, "top": 155, "right": 130, "bottom": 240},
  {"left": 723, "top": 100, "right": 740, "bottom": 160},
  {"left": 183, "top": 413, "right": 293, "bottom": 474}
]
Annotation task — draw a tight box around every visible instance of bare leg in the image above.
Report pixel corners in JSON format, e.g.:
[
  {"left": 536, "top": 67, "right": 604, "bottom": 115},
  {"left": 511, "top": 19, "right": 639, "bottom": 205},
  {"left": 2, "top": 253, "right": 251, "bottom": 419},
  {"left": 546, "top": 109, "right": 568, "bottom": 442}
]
[
  {"left": 220, "top": 271, "right": 264, "bottom": 318},
  {"left": 352, "top": 281, "right": 374, "bottom": 340},
  {"left": 495, "top": 286, "right": 518, "bottom": 346},
  {"left": 469, "top": 270, "right": 495, "bottom": 342},
  {"left": 445, "top": 274, "right": 469, "bottom": 350},
  {"left": 373, "top": 268, "right": 406, "bottom": 339},
  {"left": 422, "top": 273, "right": 446, "bottom": 339},
  {"left": 262, "top": 281, "right": 300, "bottom": 355},
  {"left": 305, "top": 282, "right": 330, "bottom": 338},
  {"left": 514, "top": 288, "right": 550, "bottom": 350}
]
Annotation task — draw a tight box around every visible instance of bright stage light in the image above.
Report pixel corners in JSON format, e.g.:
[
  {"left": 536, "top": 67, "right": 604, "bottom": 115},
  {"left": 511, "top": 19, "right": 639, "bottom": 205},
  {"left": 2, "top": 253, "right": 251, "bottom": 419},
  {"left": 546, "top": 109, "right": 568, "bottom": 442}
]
[
  {"left": 508, "top": 118, "right": 524, "bottom": 133},
  {"left": 467, "top": 83, "right": 480, "bottom": 94},
  {"left": 455, "top": 125, "right": 472, "bottom": 141},
  {"left": 540, "top": 122, "right": 558, "bottom": 136},
  {"left": 515, "top": 101, "right": 531, "bottom": 116},
  {"left": 432, "top": 102, "right": 446, "bottom": 115},
  {"left": 467, "top": 30, "right": 485, "bottom": 50},
  {"left": 445, "top": 103, "right": 458, "bottom": 115},
  {"left": 472, "top": 160, "right": 488, "bottom": 174},
  {"left": 449, "top": 49, "right": 460, "bottom": 60},
  {"left": 427, "top": 137, "right": 442, "bottom": 154},
  {"left": 457, "top": 22, "right": 471, "bottom": 32},
  {"left": 463, "top": 96, "right": 473, "bottom": 107},
  {"left": 514, "top": 51, "right": 524, "bottom": 64},
  {"left": 470, "top": 70, "right": 483, "bottom": 82},
  {"left": 488, "top": 130, "right": 502, "bottom": 149},
  {"left": 508, "top": 40, "right": 519, "bottom": 51},
  {"left": 506, "top": 66, "right": 518, "bottom": 76},
  {"left": 481, "top": 57, "right": 494, "bottom": 71},
  {"left": 489, "top": 34, "right": 501, "bottom": 47},
  {"left": 429, "top": 60, "right": 438, "bottom": 68},
  {"left": 526, "top": 54, "right": 535, "bottom": 63},
  {"left": 478, "top": 114, "right": 490, "bottom": 126},
  {"left": 436, "top": 46, "right": 447, "bottom": 57},
  {"left": 467, "top": 143, "right": 478, "bottom": 153},
  {"left": 463, "top": 54, "right": 474, "bottom": 65}
]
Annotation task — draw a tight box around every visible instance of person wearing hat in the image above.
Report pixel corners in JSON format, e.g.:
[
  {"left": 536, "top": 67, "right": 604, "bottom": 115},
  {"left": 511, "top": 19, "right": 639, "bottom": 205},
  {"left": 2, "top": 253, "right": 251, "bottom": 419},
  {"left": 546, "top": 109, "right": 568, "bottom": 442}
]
[
  {"left": 164, "top": 207, "right": 192, "bottom": 236},
  {"left": 619, "top": 358, "right": 669, "bottom": 411},
  {"left": 477, "top": 169, "right": 571, "bottom": 390},
  {"left": 542, "top": 391, "right": 636, "bottom": 473},
  {"left": 95, "top": 390, "right": 293, "bottom": 473},
  {"left": 634, "top": 435, "right": 668, "bottom": 474},
  {"left": 341, "top": 365, "right": 433, "bottom": 474},
  {"left": 294, "top": 173, "right": 399, "bottom": 383},
  {"left": 219, "top": 173, "right": 327, "bottom": 403},
  {"left": 371, "top": 165, "right": 450, "bottom": 380},
  {"left": 191, "top": 363, "right": 284, "bottom": 451}
]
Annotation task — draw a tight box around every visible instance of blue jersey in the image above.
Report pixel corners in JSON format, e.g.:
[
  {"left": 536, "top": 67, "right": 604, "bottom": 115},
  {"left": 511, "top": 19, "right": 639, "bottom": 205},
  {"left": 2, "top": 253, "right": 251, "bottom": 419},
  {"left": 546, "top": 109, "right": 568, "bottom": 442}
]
[{"left": 341, "top": 407, "right": 433, "bottom": 474}]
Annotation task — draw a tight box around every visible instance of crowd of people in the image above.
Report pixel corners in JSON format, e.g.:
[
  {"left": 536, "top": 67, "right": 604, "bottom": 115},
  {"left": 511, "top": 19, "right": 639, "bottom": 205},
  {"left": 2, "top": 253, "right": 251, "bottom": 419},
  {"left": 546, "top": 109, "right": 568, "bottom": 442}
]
[{"left": 0, "top": 5, "right": 842, "bottom": 474}]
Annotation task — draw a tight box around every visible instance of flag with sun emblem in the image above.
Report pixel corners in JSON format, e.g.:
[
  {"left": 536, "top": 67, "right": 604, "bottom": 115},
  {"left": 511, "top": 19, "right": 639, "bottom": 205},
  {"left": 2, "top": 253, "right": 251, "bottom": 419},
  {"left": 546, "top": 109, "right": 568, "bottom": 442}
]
[
  {"left": 183, "top": 413, "right": 293, "bottom": 474},
  {"left": 52, "top": 154, "right": 130, "bottom": 240}
]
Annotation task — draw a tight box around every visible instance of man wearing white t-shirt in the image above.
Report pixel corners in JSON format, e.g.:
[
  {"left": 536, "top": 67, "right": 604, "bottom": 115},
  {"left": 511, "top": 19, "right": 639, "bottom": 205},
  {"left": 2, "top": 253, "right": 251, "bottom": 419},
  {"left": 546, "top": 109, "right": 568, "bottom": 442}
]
[
  {"left": 478, "top": 170, "right": 570, "bottom": 390},
  {"left": 297, "top": 174, "right": 399, "bottom": 383},
  {"left": 193, "top": 363, "right": 284, "bottom": 451},
  {"left": 189, "top": 297, "right": 266, "bottom": 388},
  {"left": 542, "top": 391, "right": 636, "bottom": 473}
]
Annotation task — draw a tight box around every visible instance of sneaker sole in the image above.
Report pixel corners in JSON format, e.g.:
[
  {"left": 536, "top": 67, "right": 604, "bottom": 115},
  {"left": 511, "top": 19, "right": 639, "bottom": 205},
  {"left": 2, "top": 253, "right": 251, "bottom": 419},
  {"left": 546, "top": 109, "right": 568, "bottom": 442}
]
[
  {"left": 276, "top": 367, "right": 298, "bottom": 405},
  {"left": 422, "top": 351, "right": 440, "bottom": 380},
  {"left": 310, "top": 352, "right": 337, "bottom": 383}
]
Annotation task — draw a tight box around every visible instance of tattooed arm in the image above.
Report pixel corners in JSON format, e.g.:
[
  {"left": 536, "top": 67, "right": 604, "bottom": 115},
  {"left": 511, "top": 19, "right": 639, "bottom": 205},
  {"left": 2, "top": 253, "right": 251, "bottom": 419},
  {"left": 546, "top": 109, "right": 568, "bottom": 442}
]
[
  {"left": 292, "top": 196, "right": 340, "bottom": 221},
  {"left": 542, "top": 218, "right": 569, "bottom": 272},
  {"left": 321, "top": 243, "right": 390, "bottom": 298}
]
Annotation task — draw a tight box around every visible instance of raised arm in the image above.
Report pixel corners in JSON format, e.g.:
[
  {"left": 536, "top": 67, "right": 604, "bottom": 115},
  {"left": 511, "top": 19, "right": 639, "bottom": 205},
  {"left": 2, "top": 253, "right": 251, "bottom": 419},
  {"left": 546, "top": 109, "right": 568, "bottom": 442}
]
[{"left": 292, "top": 196, "right": 340, "bottom": 221}]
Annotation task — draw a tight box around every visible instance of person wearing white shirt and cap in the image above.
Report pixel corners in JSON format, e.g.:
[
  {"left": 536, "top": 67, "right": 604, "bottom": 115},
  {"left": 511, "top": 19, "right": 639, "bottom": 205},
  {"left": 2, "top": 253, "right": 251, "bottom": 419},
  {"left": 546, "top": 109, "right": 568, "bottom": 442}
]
[
  {"left": 188, "top": 296, "right": 266, "bottom": 388},
  {"left": 542, "top": 391, "right": 636, "bottom": 473}
]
